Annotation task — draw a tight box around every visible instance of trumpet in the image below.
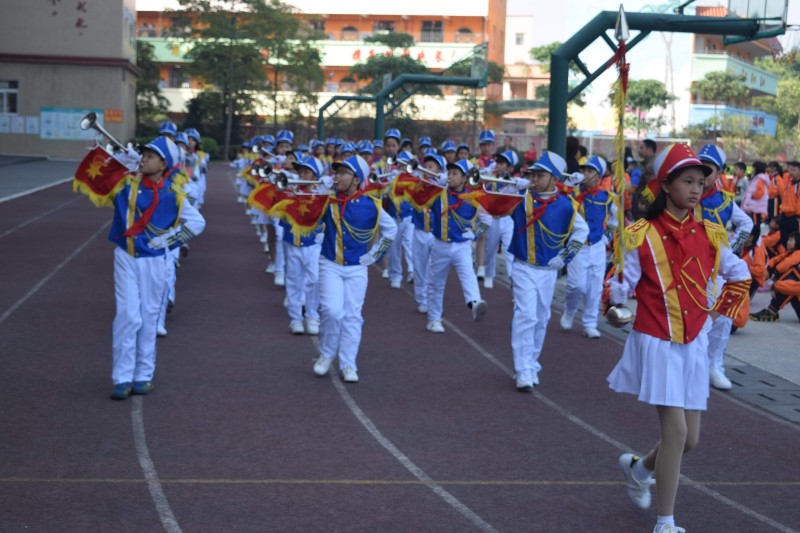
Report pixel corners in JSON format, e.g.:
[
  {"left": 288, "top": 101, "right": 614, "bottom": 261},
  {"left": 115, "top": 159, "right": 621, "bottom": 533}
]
[
  {"left": 367, "top": 170, "right": 396, "bottom": 185},
  {"left": 466, "top": 167, "right": 521, "bottom": 196},
  {"left": 249, "top": 161, "right": 274, "bottom": 179},
  {"left": 405, "top": 159, "right": 446, "bottom": 187},
  {"left": 80, "top": 112, "right": 127, "bottom": 152},
  {"left": 274, "top": 172, "right": 326, "bottom": 195}
]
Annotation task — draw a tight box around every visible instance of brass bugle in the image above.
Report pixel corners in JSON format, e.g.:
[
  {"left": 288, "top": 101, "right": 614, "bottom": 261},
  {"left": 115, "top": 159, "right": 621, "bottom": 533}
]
[
  {"left": 606, "top": 304, "right": 634, "bottom": 328},
  {"left": 257, "top": 161, "right": 274, "bottom": 179},
  {"left": 406, "top": 159, "right": 439, "bottom": 178},
  {"left": 274, "top": 172, "right": 322, "bottom": 192},
  {"left": 79, "top": 112, "right": 127, "bottom": 152},
  {"left": 368, "top": 170, "right": 395, "bottom": 185},
  {"left": 466, "top": 167, "right": 515, "bottom": 188}
]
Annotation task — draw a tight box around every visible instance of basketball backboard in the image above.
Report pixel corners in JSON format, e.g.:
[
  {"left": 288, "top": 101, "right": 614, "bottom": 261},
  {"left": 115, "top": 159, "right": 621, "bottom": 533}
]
[{"left": 724, "top": 0, "right": 788, "bottom": 44}]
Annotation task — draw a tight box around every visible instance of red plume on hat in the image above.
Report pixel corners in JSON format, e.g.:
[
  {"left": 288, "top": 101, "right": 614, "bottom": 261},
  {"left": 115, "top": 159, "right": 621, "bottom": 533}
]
[{"left": 643, "top": 143, "right": 711, "bottom": 201}]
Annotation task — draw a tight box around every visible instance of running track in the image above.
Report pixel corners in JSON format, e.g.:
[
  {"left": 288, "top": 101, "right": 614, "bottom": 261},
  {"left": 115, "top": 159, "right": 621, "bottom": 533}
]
[{"left": 0, "top": 164, "right": 798, "bottom": 532}]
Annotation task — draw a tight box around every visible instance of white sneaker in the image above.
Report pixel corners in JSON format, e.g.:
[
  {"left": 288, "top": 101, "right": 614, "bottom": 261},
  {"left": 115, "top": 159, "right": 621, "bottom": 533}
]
[
  {"left": 471, "top": 300, "right": 488, "bottom": 322},
  {"left": 531, "top": 370, "right": 540, "bottom": 386},
  {"left": 417, "top": 304, "right": 428, "bottom": 314},
  {"left": 305, "top": 318, "right": 320, "bottom": 336},
  {"left": 237, "top": 196, "right": 245, "bottom": 204},
  {"left": 619, "top": 453, "right": 654, "bottom": 510},
  {"left": 341, "top": 366, "right": 359, "bottom": 383},
  {"left": 289, "top": 320, "right": 305, "bottom": 335},
  {"left": 265, "top": 261, "right": 276, "bottom": 274},
  {"left": 560, "top": 312, "right": 574, "bottom": 330},
  {"left": 157, "top": 326, "right": 168, "bottom": 337},
  {"left": 283, "top": 296, "right": 288, "bottom": 308},
  {"left": 709, "top": 368, "right": 732, "bottom": 390},
  {"left": 483, "top": 277, "right": 494, "bottom": 289},
  {"left": 583, "top": 327, "right": 601, "bottom": 339},
  {"left": 260, "top": 232, "right": 268, "bottom": 243},
  {"left": 653, "top": 525, "right": 685, "bottom": 533},
  {"left": 313, "top": 356, "right": 333, "bottom": 376},
  {"left": 515, "top": 370, "right": 533, "bottom": 391},
  {"left": 476, "top": 265, "right": 486, "bottom": 281},
  {"left": 406, "top": 272, "right": 414, "bottom": 283},
  {"left": 381, "top": 269, "right": 390, "bottom": 279},
  {"left": 427, "top": 320, "right": 445, "bottom": 333},
  {"left": 274, "top": 272, "right": 285, "bottom": 286},
  {"left": 390, "top": 279, "right": 401, "bottom": 289}
]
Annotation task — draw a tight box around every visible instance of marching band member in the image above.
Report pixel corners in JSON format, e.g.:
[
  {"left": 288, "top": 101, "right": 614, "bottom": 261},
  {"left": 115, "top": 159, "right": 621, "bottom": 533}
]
[
  {"left": 377, "top": 128, "right": 415, "bottom": 287},
  {"left": 696, "top": 145, "right": 754, "bottom": 390},
  {"left": 441, "top": 140, "right": 457, "bottom": 165},
  {"left": 185, "top": 128, "right": 208, "bottom": 209},
  {"left": 607, "top": 144, "right": 750, "bottom": 533},
  {"left": 278, "top": 156, "right": 328, "bottom": 335},
  {"left": 309, "top": 155, "right": 397, "bottom": 382},
  {"left": 561, "top": 155, "right": 618, "bottom": 339},
  {"left": 403, "top": 154, "right": 490, "bottom": 334},
  {"left": 474, "top": 130, "right": 496, "bottom": 283},
  {"left": 481, "top": 149, "right": 518, "bottom": 289},
  {"left": 74, "top": 136, "right": 205, "bottom": 400},
  {"left": 476, "top": 151, "right": 588, "bottom": 390}
]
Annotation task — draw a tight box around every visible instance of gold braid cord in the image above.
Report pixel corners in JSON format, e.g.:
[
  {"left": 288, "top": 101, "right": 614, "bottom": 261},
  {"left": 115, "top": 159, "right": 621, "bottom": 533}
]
[{"left": 612, "top": 76, "right": 627, "bottom": 272}]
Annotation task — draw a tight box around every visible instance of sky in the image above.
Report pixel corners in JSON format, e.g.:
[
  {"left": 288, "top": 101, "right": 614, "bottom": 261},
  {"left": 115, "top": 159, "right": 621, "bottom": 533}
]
[{"left": 505, "top": 0, "right": 799, "bottom": 133}]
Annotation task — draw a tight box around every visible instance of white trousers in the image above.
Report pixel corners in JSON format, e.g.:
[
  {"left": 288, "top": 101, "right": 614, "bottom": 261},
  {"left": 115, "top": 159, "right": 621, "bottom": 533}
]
[
  {"left": 273, "top": 219, "right": 286, "bottom": 273},
  {"left": 157, "top": 247, "right": 179, "bottom": 330},
  {"left": 412, "top": 228, "right": 434, "bottom": 308},
  {"left": 285, "top": 244, "right": 321, "bottom": 322},
  {"left": 564, "top": 241, "right": 606, "bottom": 328},
  {"left": 484, "top": 217, "right": 514, "bottom": 280},
  {"left": 318, "top": 258, "right": 369, "bottom": 370},
  {"left": 112, "top": 247, "right": 166, "bottom": 385},
  {"left": 707, "top": 314, "right": 732, "bottom": 373},
  {"left": 387, "top": 216, "right": 414, "bottom": 283},
  {"left": 511, "top": 261, "right": 558, "bottom": 374},
  {"left": 427, "top": 239, "right": 482, "bottom": 322}
]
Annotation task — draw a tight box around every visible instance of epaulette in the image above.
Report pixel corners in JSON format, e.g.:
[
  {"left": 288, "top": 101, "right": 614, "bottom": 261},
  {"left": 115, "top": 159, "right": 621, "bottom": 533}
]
[
  {"left": 702, "top": 220, "right": 729, "bottom": 249},
  {"left": 621, "top": 218, "right": 650, "bottom": 250}
]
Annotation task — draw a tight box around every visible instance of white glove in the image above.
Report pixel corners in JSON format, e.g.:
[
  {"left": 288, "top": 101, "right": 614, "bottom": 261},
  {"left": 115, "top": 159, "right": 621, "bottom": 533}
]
[
  {"left": 318, "top": 175, "right": 334, "bottom": 190},
  {"left": 114, "top": 147, "right": 142, "bottom": 172},
  {"left": 358, "top": 253, "right": 376, "bottom": 266},
  {"left": 512, "top": 177, "right": 531, "bottom": 190},
  {"left": 462, "top": 230, "right": 475, "bottom": 241},
  {"left": 147, "top": 235, "right": 168, "bottom": 250},
  {"left": 563, "top": 172, "right": 584, "bottom": 187},
  {"left": 547, "top": 254, "right": 565, "bottom": 270},
  {"left": 436, "top": 172, "right": 449, "bottom": 187},
  {"left": 609, "top": 279, "right": 629, "bottom": 305},
  {"left": 314, "top": 231, "right": 325, "bottom": 245}
]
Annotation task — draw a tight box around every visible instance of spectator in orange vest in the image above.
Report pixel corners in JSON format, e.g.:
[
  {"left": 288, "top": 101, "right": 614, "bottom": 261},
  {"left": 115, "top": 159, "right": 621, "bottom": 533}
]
[{"left": 750, "top": 231, "right": 800, "bottom": 322}]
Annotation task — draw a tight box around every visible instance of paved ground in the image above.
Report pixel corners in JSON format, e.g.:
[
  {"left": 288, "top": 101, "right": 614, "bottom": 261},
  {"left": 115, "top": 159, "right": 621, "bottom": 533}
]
[{"left": 0, "top": 161, "right": 799, "bottom": 532}]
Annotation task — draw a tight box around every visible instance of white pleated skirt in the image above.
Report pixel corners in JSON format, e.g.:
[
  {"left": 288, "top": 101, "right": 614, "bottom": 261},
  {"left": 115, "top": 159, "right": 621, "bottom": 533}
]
[{"left": 607, "top": 318, "right": 712, "bottom": 411}]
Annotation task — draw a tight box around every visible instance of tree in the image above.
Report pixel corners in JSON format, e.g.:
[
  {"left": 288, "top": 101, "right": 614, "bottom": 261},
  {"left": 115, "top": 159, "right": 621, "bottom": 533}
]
[
  {"left": 614, "top": 79, "right": 676, "bottom": 137},
  {"left": 349, "top": 33, "right": 437, "bottom": 96},
  {"left": 135, "top": 40, "right": 170, "bottom": 136},
  {"left": 175, "top": 0, "right": 323, "bottom": 158},
  {"left": 528, "top": 41, "right": 585, "bottom": 138},
  {"left": 691, "top": 70, "right": 749, "bottom": 134}
]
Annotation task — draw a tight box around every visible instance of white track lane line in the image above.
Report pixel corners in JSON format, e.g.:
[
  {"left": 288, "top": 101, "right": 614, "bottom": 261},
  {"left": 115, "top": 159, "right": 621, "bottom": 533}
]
[
  {"left": 0, "top": 177, "right": 72, "bottom": 204},
  {"left": 310, "top": 337, "right": 499, "bottom": 533},
  {"left": 0, "top": 196, "right": 80, "bottom": 239},
  {"left": 131, "top": 397, "right": 183, "bottom": 533},
  {"left": 392, "top": 280, "right": 797, "bottom": 533},
  {"left": 0, "top": 221, "right": 110, "bottom": 326}
]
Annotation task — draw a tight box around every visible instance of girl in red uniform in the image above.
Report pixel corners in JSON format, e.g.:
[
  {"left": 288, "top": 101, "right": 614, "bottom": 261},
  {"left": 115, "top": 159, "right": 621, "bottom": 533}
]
[{"left": 607, "top": 144, "right": 751, "bottom": 533}]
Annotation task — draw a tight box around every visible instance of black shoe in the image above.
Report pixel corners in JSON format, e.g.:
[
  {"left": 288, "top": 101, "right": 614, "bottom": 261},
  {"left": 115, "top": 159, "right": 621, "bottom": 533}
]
[
  {"left": 111, "top": 382, "right": 132, "bottom": 400},
  {"left": 750, "top": 308, "right": 779, "bottom": 322},
  {"left": 132, "top": 381, "right": 154, "bottom": 395}
]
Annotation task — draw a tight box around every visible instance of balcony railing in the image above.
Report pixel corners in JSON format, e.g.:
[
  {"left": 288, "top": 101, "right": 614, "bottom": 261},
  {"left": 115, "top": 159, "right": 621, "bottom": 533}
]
[{"left": 329, "top": 30, "right": 485, "bottom": 44}]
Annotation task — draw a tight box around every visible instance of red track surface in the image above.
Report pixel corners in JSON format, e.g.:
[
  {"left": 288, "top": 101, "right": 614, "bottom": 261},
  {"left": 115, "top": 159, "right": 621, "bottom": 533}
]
[{"left": 1, "top": 165, "right": 798, "bottom": 532}]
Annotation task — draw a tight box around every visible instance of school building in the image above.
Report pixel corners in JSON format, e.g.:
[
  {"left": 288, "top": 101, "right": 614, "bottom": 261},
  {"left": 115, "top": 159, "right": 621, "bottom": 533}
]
[
  {"left": 0, "top": 0, "right": 138, "bottom": 159},
  {"left": 135, "top": 0, "right": 507, "bottom": 124}
]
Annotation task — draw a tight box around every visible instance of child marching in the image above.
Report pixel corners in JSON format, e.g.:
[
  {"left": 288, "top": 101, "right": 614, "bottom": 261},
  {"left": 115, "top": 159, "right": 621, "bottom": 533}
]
[
  {"left": 607, "top": 144, "right": 750, "bottom": 533},
  {"left": 561, "top": 155, "right": 618, "bottom": 339}
]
